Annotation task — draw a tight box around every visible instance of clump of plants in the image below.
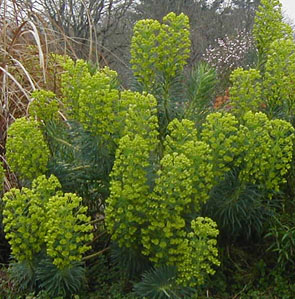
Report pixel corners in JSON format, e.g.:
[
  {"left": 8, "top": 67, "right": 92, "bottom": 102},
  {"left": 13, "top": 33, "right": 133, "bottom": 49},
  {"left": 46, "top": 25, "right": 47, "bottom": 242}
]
[
  {"left": 2, "top": 175, "right": 93, "bottom": 297},
  {"left": 1, "top": 1, "right": 295, "bottom": 298}
]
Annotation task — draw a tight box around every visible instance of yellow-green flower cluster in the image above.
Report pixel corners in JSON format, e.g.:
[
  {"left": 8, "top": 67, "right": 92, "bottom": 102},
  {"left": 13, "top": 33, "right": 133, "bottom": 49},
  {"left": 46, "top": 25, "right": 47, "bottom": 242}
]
[
  {"left": 230, "top": 68, "right": 262, "bottom": 116},
  {"left": 165, "top": 119, "right": 213, "bottom": 211},
  {"left": 122, "top": 92, "right": 159, "bottom": 149},
  {"left": 6, "top": 117, "right": 50, "bottom": 180},
  {"left": 61, "top": 58, "right": 91, "bottom": 117},
  {"left": 107, "top": 114, "right": 218, "bottom": 286},
  {"left": 105, "top": 93, "right": 159, "bottom": 248},
  {"left": 263, "top": 39, "right": 295, "bottom": 116},
  {"left": 2, "top": 175, "right": 61, "bottom": 262},
  {"left": 141, "top": 119, "right": 216, "bottom": 286},
  {"left": 61, "top": 58, "right": 138, "bottom": 144},
  {"left": 266, "top": 119, "right": 294, "bottom": 190},
  {"left": 201, "top": 113, "right": 240, "bottom": 180},
  {"left": 201, "top": 112, "right": 294, "bottom": 194},
  {"left": 130, "top": 12, "right": 191, "bottom": 90},
  {"left": 2, "top": 175, "right": 92, "bottom": 269},
  {"left": 3, "top": 189, "right": 36, "bottom": 261},
  {"left": 105, "top": 135, "right": 152, "bottom": 248},
  {"left": 253, "top": 0, "right": 293, "bottom": 58},
  {"left": 176, "top": 217, "right": 220, "bottom": 287},
  {"left": 77, "top": 70, "right": 119, "bottom": 139},
  {"left": 29, "top": 90, "right": 59, "bottom": 121},
  {"left": 61, "top": 57, "right": 162, "bottom": 147},
  {"left": 141, "top": 152, "right": 195, "bottom": 262},
  {"left": 45, "top": 193, "right": 93, "bottom": 269},
  {"left": 238, "top": 112, "right": 294, "bottom": 194}
]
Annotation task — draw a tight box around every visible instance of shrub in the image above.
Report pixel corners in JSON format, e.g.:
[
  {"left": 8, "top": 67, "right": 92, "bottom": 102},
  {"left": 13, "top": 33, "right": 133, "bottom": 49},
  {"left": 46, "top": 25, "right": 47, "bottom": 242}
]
[{"left": 6, "top": 118, "right": 50, "bottom": 181}]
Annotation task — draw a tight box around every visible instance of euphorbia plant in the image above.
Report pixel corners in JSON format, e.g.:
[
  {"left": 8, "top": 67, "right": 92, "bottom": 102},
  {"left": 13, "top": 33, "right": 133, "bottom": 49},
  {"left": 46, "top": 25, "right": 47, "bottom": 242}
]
[{"left": 2, "top": 175, "right": 93, "bottom": 296}]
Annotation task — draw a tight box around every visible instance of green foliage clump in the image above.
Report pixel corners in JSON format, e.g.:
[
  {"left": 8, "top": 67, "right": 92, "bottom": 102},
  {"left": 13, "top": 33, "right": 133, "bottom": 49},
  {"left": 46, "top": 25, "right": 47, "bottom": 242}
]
[
  {"left": 253, "top": 0, "right": 293, "bottom": 61},
  {"left": 120, "top": 92, "right": 159, "bottom": 145},
  {"left": 201, "top": 112, "right": 240, "bottom": 180},
  {"left": 163, "top": 119, "right": 213, "bottom": 213},
  {"left": 184, "top": 62, "right": 217, "bottom": 124},
  {"left": 6, "top": 117, "right": 50, "bottom": 181},
  {"left": 134, "top": 265, "right": 195, "bottom": 298},
  {"left": 266, "top": 215, "right": 295, "bottom": 270},
  {"left": 29, "top": 90, "right": 59, "bottom": 121},
  {"left": 2, "top": 175, "right": 61, "bottom": 262},
  {"left": 176, "top": 217, "right": 220, "bottom": 287},
  {"left": 46, "top": 193, "right": 93, "bottom": 269},
  {"left": 201, "top": 111, "right": 294, "bottom": 194},
  {"left": 230, "top": 68, "right": 262, "bottom": 116},
  {"left": 105, "top": 92, "right": 159, "bottom": 248},
  {"left": 130, "top": 12, "right": 191, "bottom": 90},
  {"left": 263, "top": 39, "right": 295, "bottom": 121},
  {"left": 238, "top": 112, "right": 294, "bottom": 194},
  {"left": 107, "top": 115, "right": 219, "bottom": 287},
  {"left": 76, "top": 70, "right": 119, "bottom": 140},
  {"left": 2, "top": 175, "right": 92, "bottom": 268},
  {"left": 61, "top": 58, "right": 120, "bottom": 140},
  {"left": 202, "top": 111, "right": 294, "bottom": 240},
  {"left": 60, "top": 58, "right": 91, "bottom": 116},
  {"left": 61, "top": 58, "right": 158, "bottom": 146},
  {"left": 2, "top": 175, "right": 92, "bottom": 296}
]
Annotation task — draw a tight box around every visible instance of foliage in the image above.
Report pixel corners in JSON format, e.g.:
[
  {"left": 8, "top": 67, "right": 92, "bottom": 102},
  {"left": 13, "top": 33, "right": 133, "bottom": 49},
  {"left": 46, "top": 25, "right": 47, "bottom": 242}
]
[
  {"left": 238, "top": 112, "right": 294, "bottom": 194},
  {"left": 106, "top": 115, "right": 219, "bottom": 287},
  {"left": 130, "top": 12, "right": 193, "bottom": 139},
  {"left": 229, "top": 68, "right": 262, "bottom": 116},
  {"left": 82, "top": 253, "right": 138, "bottom": 298},
  {"left": 36, "top": 258, "right": 85, "bottom": 297},
  {"left": 2, "top": 2, "right": 295, "bottom": 297},
  {"left": 201, "top": 111, "right": 294, "bottom": 194},
  {"left": 44, "top": 120, "right": 114, "bottom": 213},
  {"left": 61, "top": 58, "right": 120, "bottom": 141},
  {"left": 2, "top": 175, "right": 92, "bottom": 296},
  {"left": 111, "top": 243, "right": 151, "bottom": 279},
  {"left": 266, "top": 214, "right": 295, "bottom": 270},
  {"left": 201, "top": 111, "right": 294, "bottom": 239},
  {"left": 263, "top": 39, "right": 295, "bottom": 122},
  {"left": 134, "top": 265, "right": 195, "bottom": 299},
  {"left": 8, "top": 260, "right": 38, "bottom": 294},
  {"left": 253, "top": 0, "right": 293, "bottom": 63},
  {"left": 184, "top": 62, "right": 217, "bottom": 125},
  {"left": 5, "top": 117, "right": 50, "bottom": 181},
  {"left": 176, "top": 217, "right": 220, "bottom": 287},
  {"left": 2, "top": 175, "right": 60, "bottom": 262},
  {"left": 45, "top": 193, "right": 93, "bottom": 269},
  {"left": 201, "top": 112, "right": 240, "bottom": 180},
  {"left": 105, "top": 92, "right": 159, "bottom": 249},
  {"left": 29, "top": 90, "right": 59, "bottom": 122},
  {"left": 130, "top": 12, "right": 191, "bottom": 91},
  {"left": 205, "top": 170, "right": 277, "bottom": 240}
]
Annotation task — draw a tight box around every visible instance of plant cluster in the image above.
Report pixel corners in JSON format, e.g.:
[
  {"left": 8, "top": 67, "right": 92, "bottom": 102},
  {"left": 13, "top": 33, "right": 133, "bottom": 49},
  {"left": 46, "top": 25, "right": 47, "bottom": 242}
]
[
  {"left": 2, "top": 1, "right": 295, "bottom": 298},
  {"left": 2, "top": 175, "right": 93, "bottom": 296},
  {"left": 130, "top": 12, "right": 191, "bottom": 91},
  {"left": 5, "top": 117, "right": 50, "bottom": 181},
  {"left": 229, "top": 68, "right": 262, "bottom": 116},
  {"left": 253, "top": 0, "right": 293, "bottom": 63},
  {"left": 106, "top": 113, "right": 220, "bottom": 287},
  {"left": 29, "top": 90, "right": 60, "bottom": 122}
]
